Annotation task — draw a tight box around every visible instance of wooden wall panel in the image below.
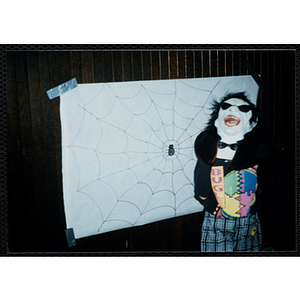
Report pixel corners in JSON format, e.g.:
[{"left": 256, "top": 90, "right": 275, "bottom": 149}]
[
  {"left": 218, "top": 50, "right": 225, "bottom": 77},
  {"left": 186, "top": 51, "right": 194, "bottom": 78},
  {"left": 70, "top": 51, "right": 83, "bottom": 83},
  {"left": 141, "top": 51, "right": 152, "bottom": 81},
  {"left": 169, "top": 50, "right": 178, "bottom": 79},
  {"left": 6, "top": 47, "right": 296, "bottom": 254},
  {"left": 202, "top": 51, "right": 210, "bottom": 78},
  {"left": 121, "top": 51, "right": 132, "bottom": 82},
  {"left": 151, "top": 51, "right": 160, "bottom": 81},
  {"left": 7, "top": 52, "right": 25, "bottom": 251},
  {"left": 131, "top": 51, "right": 143, "bottom": 81},
  {"left": 101, "top": 51, "right": 113, "bottom": 83},
  {"left": 194, "top": 51, "right": 202, "bottom": 78},
  {"left": 225, "top": 50, "right": 233, "bottom": 77},
  {"left": 81, "top": 51, "right": 94, "bottom": 83}
]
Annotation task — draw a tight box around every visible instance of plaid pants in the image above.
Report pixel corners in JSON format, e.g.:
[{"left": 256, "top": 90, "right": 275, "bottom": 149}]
[{"left": 201, "top": 211, "right": 262, "bottom": 252}]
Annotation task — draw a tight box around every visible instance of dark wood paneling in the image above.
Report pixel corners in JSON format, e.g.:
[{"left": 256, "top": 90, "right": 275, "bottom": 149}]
[
  {"left": 202, "top": 51, "right": 209, "bottom": 77},
  {"left": 131, "top": 51, "right": 143, "bottom": 81},
  {"left": 70, "top": 51, "right": 83, "bottom": 84},
  {"left": 218, "top": 50, "right": 225, "bottom": 77},
  {"left": 7, "top": 48, "right": 296, "bottom": 253},
  {"left": 121, "top": 51, "right": 133, "bottom": 81},
  {"left": 101, "top": 51, "right": 113, "bottom": 82},
  {"left": 169, "top": 50, "right": 178, "bottom": 79},
  {"left": 112, "top": 51, "right": 122, "bottom": 82},
  {"left": 81, "top": 51, "right": 94, "bottom": 83},
  {"left": 225, "top": 50, "right": 233, "bottom": 77},
  {"left": 93, "top": 52, "right": 104, "bottom": 83},
  {"left": 186, "top": 50, "right": 194, "bottom": 78},
  {"left": 141, "top": 51, "right": 152, "bottom": 81},
  {"left": 240, "top": 51, "right": 248, "bottom": 76},
  {"left": 7, "top": 51, "right": 25, "bottom": 251},
  {"left": 160, "top": 50, "right": 169, "bottom": 80},
  {"left": 210, "top": 50, "right": 218, "bottom": 77},
  {"left": 177, "top": 50, "right": 185, "bottom": 78},
  {"left": 151, "top": 51, "right": 160, "bottom": 80},
  {"left": 14, "top": 52, "right": 36, "bottom": 250},
  {"left": 194, "top": 51, "right": 203, "bottom": 78}
]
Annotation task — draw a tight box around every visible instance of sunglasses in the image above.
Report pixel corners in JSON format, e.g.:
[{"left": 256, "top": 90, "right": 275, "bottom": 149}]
[{"left": 220, "top": 102, "right": 252, "bottom": 113}]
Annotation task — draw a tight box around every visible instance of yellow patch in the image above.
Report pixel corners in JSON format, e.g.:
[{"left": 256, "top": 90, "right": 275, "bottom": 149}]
[
  {"left": 251, "top": 226, "right": 257, "bottom": 236},
  {"left": 223, "top": 193, "right": 242, "bottom": 218}
]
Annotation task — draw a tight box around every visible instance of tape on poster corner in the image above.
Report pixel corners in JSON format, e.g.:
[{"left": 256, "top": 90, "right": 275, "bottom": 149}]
[
  {"left": 244, "top": 62, "right": 267, "bottom": 91},
  {"left": 65, "top": 228, "right": 76, "bottom": 247},
  {"left": 47, "top": 78, "right": 78, "bottom": 100}
]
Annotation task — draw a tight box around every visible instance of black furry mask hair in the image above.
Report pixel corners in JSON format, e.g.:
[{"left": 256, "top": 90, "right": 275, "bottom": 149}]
[{"left": 204, "top": 92, "right": 258, "bottom": 131}]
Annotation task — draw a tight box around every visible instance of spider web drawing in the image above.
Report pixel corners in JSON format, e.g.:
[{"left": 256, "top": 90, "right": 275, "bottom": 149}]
[{"left": 60, "top": 76, "right": 259, "bottom": 239}]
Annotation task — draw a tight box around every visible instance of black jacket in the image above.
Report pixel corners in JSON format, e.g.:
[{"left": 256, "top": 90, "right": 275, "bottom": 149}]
[
  {"left": 194, "top": 123, "right": 269, "bottom": 216},
  {"left": 194, "top": 123, "right": 269, "bottom": 169}
]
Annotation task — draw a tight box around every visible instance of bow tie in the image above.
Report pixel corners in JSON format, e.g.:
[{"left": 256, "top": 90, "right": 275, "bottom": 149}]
[{"left": 218, "top": 141, "right": 239, "bottom": 150}]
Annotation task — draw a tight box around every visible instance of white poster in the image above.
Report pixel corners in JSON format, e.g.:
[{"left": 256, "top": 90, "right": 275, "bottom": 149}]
[{"left": 60, "top": 75, "right": 259, "bottom": 239}]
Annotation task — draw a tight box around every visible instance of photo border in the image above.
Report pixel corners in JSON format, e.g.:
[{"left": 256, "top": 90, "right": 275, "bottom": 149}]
[{"left": 1, "top": 44, "right": 299, "bottom": 257}]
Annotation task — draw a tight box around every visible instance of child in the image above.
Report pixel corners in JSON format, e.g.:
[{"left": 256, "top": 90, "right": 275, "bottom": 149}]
[{"left": 194, "top": 92, "right": 269, "bottom": 252}]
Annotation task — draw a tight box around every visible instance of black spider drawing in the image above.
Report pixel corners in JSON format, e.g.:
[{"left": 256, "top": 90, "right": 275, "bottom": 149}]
[{"left": 168, "top": 144, "right": 175, "bottom": 156}]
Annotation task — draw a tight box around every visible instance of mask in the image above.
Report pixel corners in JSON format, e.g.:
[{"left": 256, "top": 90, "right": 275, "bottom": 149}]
[{"left": 214, "top": 98, "right": 256, "bottom": 145}]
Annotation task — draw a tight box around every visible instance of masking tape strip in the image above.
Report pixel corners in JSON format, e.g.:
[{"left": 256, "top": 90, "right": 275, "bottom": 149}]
[
  {"left": 47, "top": 78, "right": 78, "bottom": 100},
  {"left": 65, "top": 228, "right": 76, "bottom": 247},
  {"left": 244, "top": 62, "right": 267, "bottom": 91}
]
